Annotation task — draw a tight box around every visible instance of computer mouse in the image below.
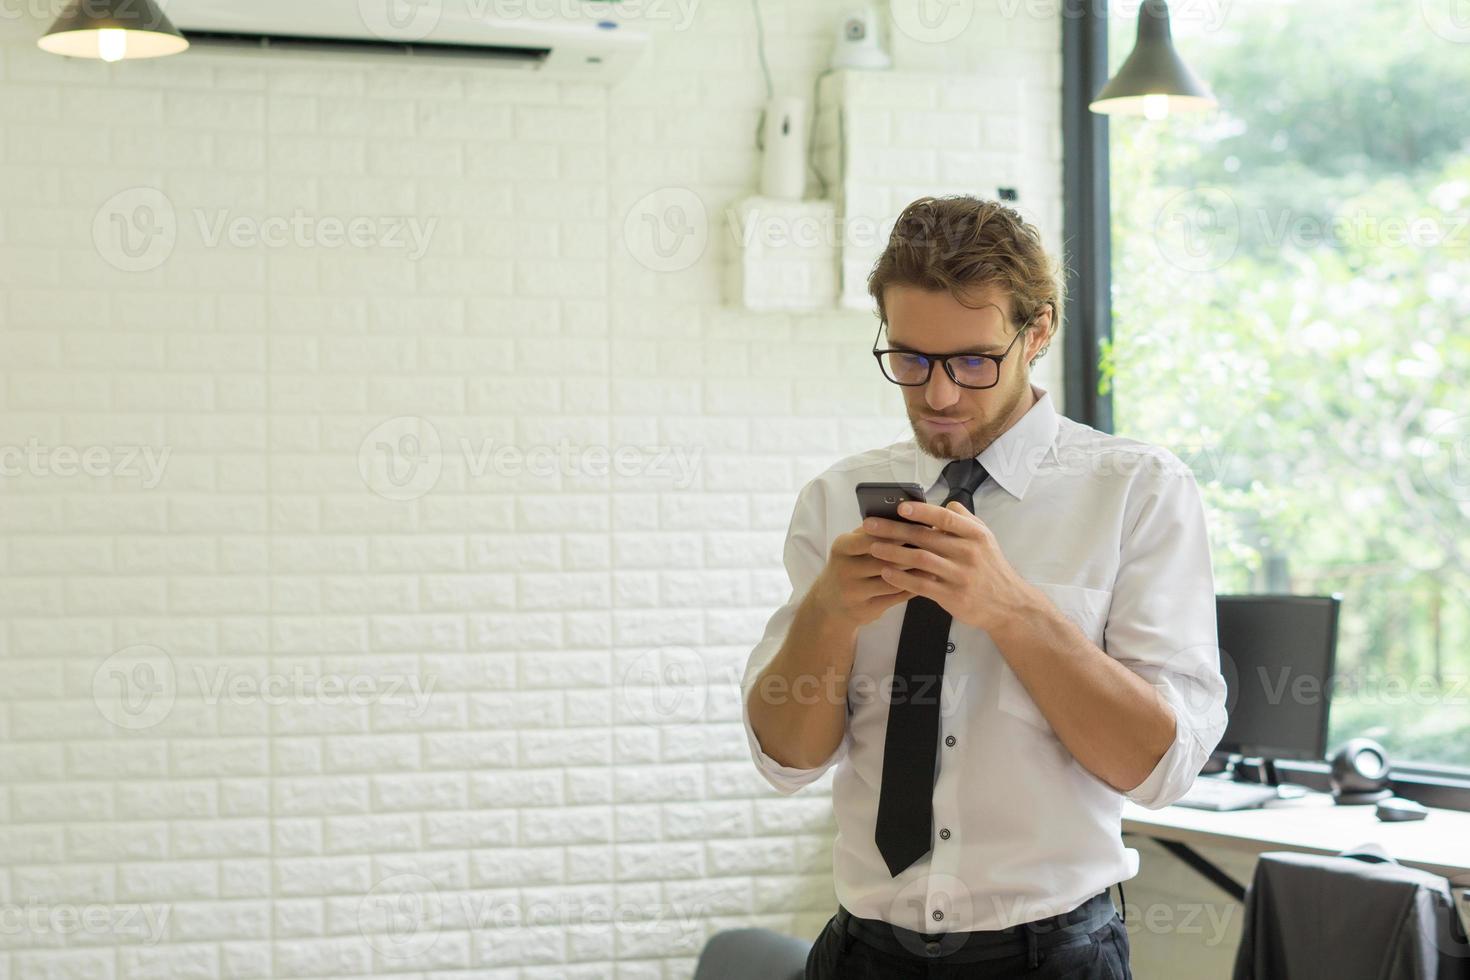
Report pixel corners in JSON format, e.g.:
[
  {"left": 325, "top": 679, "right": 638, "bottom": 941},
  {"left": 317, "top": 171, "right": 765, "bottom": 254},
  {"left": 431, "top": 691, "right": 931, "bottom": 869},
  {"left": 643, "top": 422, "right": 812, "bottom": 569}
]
[{"left": 1375, "top": 797, "right": 1428, "bottom": 822}]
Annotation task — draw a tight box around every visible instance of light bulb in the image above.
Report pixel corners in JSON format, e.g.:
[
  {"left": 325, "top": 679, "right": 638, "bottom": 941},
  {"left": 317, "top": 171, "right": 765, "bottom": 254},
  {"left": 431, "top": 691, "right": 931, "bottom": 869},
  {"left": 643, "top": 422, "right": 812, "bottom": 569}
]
[
  {"left": 97, "top": 28, "right": 127, "bottom": 62},
  {"left": 1142, "top": 94, "right": 1170, "bottom": 121}
]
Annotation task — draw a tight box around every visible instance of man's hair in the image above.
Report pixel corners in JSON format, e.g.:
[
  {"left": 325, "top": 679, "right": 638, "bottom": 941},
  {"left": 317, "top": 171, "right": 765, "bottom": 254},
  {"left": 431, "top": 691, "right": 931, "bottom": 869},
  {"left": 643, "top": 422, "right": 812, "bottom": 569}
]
[{"left": 867, "top": 195, "right": 1065, "bottom": 367}]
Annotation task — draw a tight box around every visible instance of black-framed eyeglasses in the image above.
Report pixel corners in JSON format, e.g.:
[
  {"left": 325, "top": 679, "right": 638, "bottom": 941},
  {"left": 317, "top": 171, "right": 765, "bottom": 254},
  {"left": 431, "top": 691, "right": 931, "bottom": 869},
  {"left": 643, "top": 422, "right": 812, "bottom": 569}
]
[{"left": 871, "top": 319, "right": 1031, "bottom": 390}]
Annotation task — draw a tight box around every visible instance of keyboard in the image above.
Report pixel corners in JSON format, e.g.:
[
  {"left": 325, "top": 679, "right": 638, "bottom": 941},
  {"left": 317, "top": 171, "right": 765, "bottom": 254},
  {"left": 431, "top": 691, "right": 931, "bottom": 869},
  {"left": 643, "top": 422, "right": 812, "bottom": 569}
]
[{"left": 1174, "top": 777, "right": 1285, "bottom": 811}]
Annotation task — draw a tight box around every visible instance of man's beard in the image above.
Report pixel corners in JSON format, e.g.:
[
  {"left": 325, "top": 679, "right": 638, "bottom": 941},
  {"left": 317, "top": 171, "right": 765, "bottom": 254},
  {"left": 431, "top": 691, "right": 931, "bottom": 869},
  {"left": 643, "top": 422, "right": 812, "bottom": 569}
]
[{"left": 908, "top": 373, "right": 1028, "bottom": 461}]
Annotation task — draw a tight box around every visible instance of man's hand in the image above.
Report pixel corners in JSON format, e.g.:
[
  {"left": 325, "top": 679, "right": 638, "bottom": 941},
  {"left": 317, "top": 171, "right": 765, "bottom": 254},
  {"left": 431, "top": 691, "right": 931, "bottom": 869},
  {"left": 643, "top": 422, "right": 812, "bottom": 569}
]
[
  {"left": 863, "top": 500, "right": 1042, "bottom": 633},
  {"left": 807, "top": 523, "right": 918, "bottom": 628}
]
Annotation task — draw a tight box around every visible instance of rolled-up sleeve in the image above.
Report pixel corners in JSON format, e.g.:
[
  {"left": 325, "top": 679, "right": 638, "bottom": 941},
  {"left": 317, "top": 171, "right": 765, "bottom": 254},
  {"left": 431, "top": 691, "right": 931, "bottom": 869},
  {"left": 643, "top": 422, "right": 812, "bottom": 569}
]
[
  {"left": 741, "top": 477, "right": 850, "bottom": 795},
  {"left": 1105, "top": 455, "right": 1229, "bottom": 809}
]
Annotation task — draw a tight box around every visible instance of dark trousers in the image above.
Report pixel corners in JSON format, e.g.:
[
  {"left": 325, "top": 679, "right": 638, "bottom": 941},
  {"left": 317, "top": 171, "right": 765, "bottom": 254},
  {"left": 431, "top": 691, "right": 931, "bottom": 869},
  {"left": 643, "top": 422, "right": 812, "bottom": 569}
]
[{"left": 805, "top": 890, "right": 1132, "bottom": 979}]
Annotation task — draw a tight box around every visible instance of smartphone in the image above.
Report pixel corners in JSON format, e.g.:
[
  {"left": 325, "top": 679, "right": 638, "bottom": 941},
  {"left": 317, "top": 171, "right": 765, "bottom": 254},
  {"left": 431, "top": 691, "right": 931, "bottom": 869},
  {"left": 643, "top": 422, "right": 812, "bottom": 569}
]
[{"left": 855, "top": 481, "right": 927, "bottom": 525}]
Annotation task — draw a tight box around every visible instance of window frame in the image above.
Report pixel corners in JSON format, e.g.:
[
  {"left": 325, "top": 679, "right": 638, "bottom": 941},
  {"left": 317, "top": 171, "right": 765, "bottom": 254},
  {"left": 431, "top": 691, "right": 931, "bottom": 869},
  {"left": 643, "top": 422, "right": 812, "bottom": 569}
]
[
  {"left": 1060, "top": 2, "right": 1470, "bottom": 809},
  {"left": 1061, "top": 1, "right": 1113, "bottom": 435}
]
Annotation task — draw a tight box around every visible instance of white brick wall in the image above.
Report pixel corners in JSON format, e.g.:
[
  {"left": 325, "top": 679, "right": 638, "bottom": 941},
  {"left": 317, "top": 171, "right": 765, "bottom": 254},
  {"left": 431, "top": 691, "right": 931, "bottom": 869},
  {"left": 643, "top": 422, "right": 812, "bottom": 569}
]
[
  {"left": 812, "top": 66, "right": 1057, "bottom": 308},
  {"left": 0, "top": 2, "right": 1063, "bottom": 977}
]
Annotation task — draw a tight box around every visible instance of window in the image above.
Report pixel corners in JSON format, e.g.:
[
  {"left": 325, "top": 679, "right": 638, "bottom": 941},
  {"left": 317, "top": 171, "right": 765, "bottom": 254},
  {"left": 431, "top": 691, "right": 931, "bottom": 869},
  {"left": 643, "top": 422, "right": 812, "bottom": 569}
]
[{"left": 1097, "top": 0, "right": 1470, "bottom": 774}]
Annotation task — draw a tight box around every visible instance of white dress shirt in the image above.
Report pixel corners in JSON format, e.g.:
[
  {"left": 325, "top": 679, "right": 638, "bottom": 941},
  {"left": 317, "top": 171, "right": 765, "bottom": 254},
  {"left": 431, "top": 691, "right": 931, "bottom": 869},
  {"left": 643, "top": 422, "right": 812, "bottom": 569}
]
[{"left": 741, "top": 383, "right": 1229, "bottom": 933}]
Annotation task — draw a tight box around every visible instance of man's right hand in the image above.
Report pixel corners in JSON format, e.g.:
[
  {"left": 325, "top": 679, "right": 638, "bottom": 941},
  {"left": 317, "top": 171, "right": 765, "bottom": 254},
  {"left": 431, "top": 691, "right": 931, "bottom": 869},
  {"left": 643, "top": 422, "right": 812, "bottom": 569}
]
[
  {"left": 747, "top": 523, "right": 913, "bottom": 771},
  {"left": 807, "top": 524, "right": 916, "bottom": 628}
]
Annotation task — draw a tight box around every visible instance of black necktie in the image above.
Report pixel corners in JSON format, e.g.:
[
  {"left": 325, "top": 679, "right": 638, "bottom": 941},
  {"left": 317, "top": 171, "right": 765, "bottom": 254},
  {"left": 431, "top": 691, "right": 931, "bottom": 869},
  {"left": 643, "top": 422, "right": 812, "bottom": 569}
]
[{"left": 874, "top": 457, "right": 990, "bottom": 877}]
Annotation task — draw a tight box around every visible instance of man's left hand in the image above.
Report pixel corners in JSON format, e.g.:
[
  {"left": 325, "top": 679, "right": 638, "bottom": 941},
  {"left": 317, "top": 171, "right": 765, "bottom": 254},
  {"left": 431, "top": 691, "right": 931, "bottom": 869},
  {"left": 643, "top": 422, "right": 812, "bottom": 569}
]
[{"left": 864, "top": 500, "right": 1041, "bottom": 633}]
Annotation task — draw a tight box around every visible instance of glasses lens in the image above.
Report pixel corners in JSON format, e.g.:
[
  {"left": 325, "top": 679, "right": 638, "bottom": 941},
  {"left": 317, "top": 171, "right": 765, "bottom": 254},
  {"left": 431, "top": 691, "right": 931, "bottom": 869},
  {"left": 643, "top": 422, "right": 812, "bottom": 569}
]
[
  {"left": 948, "top": 355, "right": 999, "bottom": 388},
  {"left": 878, "top": 351, "right": 931, "bottom": 385}
]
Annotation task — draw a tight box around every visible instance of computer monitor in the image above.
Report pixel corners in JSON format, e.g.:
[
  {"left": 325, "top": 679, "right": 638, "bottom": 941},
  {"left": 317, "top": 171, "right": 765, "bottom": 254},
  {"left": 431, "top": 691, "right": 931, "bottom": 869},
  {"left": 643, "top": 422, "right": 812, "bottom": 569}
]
[{"left": 1215, "top": 594, "right": 1341, "bottom": 764}]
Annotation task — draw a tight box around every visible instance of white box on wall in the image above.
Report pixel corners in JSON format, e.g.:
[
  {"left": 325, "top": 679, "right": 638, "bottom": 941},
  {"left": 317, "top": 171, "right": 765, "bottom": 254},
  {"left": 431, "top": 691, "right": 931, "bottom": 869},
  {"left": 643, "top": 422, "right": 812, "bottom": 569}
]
[
  {"left": 723, "top": 196, "right": 839, "bottom": 311},
  {"left": 814, "top": 69, "right": 1043, "bottom": 311}
]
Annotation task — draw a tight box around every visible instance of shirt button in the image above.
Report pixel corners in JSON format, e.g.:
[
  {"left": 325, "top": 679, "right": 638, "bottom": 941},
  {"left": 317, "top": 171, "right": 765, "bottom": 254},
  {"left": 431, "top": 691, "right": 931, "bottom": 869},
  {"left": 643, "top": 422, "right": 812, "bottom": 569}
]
[
  {"left": 945, "top": 641, "right": 955, "bottom": 654},
  {"left": 944, "top": 735, "right": 956, "bottom": 747},
  {"left": 925, "top": 940, "right": 941, "bottom": 955},
  {"left": 939, "top": 828, "right": 950, "bottom": 840},
  {"left": 932, "top": 910, "right": 944, "bottom": 922}
]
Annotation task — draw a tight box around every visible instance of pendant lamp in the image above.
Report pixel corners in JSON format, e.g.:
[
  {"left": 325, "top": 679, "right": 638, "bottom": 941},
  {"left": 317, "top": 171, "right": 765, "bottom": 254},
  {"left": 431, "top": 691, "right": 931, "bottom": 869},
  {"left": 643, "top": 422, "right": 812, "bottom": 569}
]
[
  {"left": 1090, "top": 0, "right": 1215, "bottom": 119},
  {"left": 39, "top": 0, "right": 188, "bottom": 62}
]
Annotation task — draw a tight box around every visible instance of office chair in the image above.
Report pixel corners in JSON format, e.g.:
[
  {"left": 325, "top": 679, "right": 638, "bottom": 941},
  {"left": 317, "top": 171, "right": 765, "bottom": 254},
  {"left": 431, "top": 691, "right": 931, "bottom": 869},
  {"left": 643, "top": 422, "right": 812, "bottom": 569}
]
[{"left": 692, "top": 926, "right": 812, "bottom": 980}]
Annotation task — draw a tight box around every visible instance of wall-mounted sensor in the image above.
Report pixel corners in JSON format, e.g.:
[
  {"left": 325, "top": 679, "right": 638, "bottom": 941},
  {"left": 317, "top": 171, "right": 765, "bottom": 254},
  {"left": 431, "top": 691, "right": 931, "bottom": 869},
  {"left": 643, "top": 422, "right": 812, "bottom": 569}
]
[{"left": 831, "top": 5, "right": 890, "bottom": 71}]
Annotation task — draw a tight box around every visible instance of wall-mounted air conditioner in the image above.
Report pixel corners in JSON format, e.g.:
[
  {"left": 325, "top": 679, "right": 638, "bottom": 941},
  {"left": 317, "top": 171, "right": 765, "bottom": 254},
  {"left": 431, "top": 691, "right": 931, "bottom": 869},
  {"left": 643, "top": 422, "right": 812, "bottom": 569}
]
[{"left": 163, "top": 0, "right": 649, "bottom": 80}]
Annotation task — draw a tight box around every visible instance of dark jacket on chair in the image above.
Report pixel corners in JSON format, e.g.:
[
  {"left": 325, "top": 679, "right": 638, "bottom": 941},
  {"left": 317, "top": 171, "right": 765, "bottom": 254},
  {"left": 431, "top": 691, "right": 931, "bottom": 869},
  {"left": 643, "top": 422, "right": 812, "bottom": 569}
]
[{"left": 1232, "top": 842, "right": 1470, "bottom": 980}]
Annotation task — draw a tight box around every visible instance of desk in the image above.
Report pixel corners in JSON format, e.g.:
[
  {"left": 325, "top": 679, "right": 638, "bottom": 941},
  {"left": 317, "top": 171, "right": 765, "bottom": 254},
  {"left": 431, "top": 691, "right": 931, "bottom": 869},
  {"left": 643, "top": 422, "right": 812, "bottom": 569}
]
[{"left": 1123, "top": 793, "right": 1470, "bottom": 906}]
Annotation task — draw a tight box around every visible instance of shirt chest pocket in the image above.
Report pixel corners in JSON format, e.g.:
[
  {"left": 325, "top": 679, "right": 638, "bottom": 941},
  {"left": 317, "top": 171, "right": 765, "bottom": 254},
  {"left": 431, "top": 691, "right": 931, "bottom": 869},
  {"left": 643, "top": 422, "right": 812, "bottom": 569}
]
[{"left": 997, "top": 581, "right": 1113, "bottom": 733}]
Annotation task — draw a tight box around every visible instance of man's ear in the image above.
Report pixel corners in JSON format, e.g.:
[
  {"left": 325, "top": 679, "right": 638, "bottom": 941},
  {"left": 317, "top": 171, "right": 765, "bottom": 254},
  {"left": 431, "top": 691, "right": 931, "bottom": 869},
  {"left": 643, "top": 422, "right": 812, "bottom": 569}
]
[{"left": 1027, "top": 304, "right": 1055, "bottom": 362}]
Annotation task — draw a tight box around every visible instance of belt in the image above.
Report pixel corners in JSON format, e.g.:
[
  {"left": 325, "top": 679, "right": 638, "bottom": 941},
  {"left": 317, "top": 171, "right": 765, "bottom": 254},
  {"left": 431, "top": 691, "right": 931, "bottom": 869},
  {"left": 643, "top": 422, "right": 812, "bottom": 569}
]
[{"left": 835, "top": 889, "right": 1117, "bottom": 965}]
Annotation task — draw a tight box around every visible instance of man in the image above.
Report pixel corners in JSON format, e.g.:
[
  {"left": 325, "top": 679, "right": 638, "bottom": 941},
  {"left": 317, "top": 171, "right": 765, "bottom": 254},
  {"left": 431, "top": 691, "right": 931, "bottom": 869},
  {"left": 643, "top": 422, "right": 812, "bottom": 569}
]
[{"left": 741, "top": 195, "right": 1228, "bottom": 978}]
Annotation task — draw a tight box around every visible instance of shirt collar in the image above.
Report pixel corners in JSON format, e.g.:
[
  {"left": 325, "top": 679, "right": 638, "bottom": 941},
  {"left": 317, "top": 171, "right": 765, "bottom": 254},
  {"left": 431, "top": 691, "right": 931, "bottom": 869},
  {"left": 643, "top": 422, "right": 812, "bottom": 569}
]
[{"left": 894, "top": 383, "right": 1060, "bottom": 501}]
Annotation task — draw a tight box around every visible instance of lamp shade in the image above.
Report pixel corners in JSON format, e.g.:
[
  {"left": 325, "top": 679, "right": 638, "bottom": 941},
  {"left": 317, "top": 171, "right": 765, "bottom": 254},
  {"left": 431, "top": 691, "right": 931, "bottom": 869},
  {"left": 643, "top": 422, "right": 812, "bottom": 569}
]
[
  {"left": 38, "top": 0, "right": 189, "bottom": 61},
  {"left": 1090, "top": 0, "right": 1215, "bottom": 118}
]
